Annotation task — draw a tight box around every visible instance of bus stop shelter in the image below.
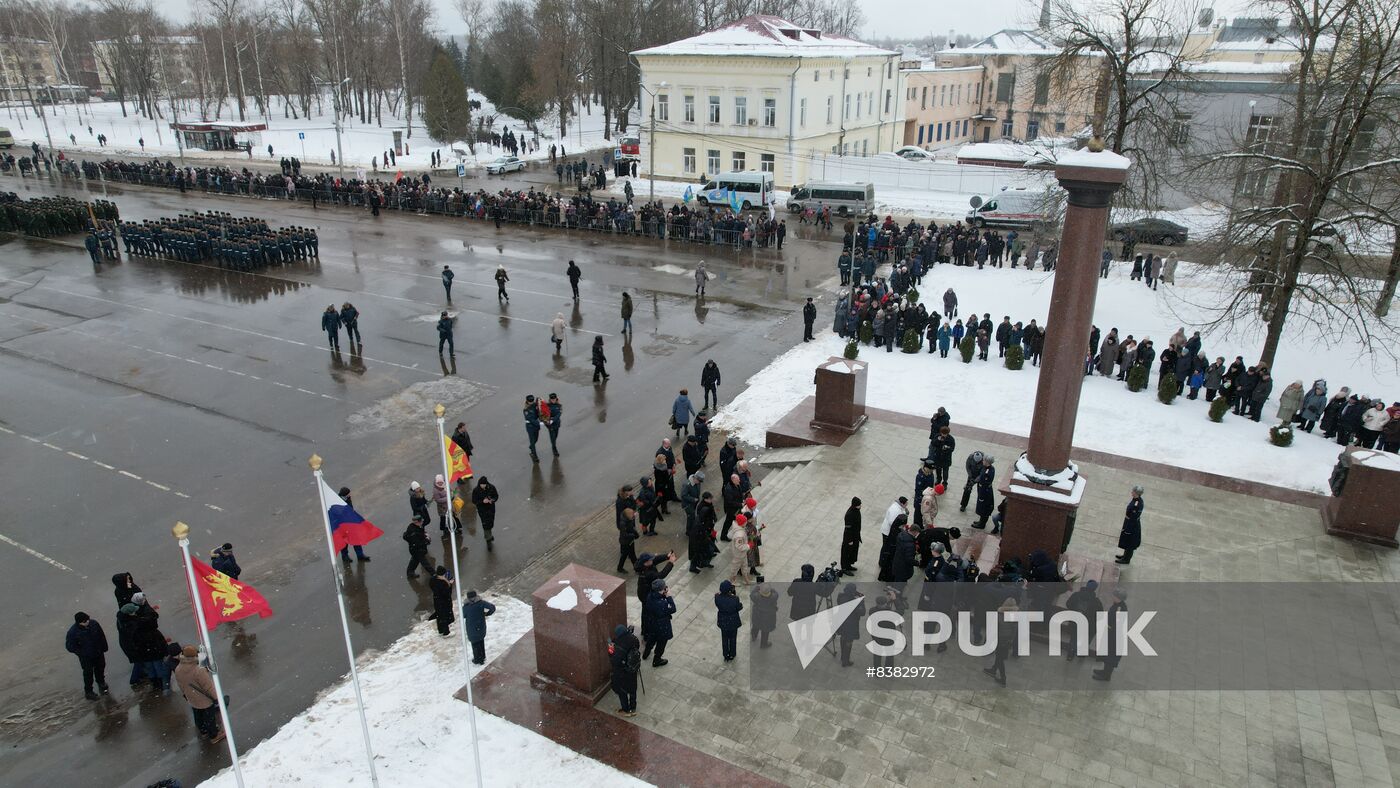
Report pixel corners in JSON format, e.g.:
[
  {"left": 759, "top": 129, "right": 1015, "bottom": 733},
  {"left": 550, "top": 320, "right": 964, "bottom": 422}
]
[{"left": 169, "top": 121, "right": 267, "bottom": 152}]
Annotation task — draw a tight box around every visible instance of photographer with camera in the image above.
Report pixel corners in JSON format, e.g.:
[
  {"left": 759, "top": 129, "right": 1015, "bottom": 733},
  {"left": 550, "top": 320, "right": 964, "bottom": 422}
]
[{"left": 714, "top": 580, "right": 744, "bottom": 662}]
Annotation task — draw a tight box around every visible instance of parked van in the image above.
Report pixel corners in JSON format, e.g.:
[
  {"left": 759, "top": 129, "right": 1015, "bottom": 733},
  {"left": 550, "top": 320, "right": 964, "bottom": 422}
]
[
  {"left": 965, "top": 187, "right": 1058, "bottom": 228},
  {"left": 788, "top": 181, "right": 874, "bottom": 217},
  {"left": 696, "top": 171, "right": 774, "bottom": 211},
  {"left": 0, "top": 127, "right": 14, "bottom": 149}
]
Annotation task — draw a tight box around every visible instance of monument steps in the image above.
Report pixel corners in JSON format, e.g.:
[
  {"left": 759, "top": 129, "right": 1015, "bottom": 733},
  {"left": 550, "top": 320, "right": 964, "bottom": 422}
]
[{"left": 749, "top": 445, "right": 824, "bottom": 469}]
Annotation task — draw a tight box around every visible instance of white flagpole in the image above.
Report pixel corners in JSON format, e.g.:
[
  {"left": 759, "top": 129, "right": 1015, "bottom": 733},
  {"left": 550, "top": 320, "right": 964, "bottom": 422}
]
[
  {"left": 172, "top": 521, "right": 245, "bottom": 788},
  {"left": 308, "top": 455, "right": 381, "bottom": 787},
  {"left": 433, "top": 404, "right": 485, "bottom": 787}
]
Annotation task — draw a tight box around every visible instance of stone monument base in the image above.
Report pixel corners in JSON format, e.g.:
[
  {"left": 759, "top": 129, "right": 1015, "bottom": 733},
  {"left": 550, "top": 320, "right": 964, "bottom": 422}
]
[{"left": 997, "top": 455, "right": 1086, "bottom": 563}]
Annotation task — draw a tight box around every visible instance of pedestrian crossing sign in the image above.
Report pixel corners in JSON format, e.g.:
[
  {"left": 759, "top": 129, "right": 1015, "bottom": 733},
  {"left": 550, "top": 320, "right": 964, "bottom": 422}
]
[
  {"left": 457, "top": 164, "right": 466, "bottom": 177},
  {"left": 298, "top": 132, "right": 305, "bottom": 140}
]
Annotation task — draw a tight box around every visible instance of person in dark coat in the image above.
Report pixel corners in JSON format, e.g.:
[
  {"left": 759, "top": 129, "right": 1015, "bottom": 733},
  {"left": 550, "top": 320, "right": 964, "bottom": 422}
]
[
  {"left": 890, "top": 523, "right": 918, "bottom": 582},
  {"left": 129, "top": 593, "right": 171, "bottom": 690},
  {"left": 115, "top": 603, "right": 145, "bottom": 686},
  {"left": 836, "top": 583, "right": 866, "bottom": 667},
  {"left": 462, "top": 590, "right": 497, "bottom": 664},
  {"left": 637, "top": 551, "right": 676, "bottom": 604},
  {"left": 682, "top": 435, "right": 704, "bottom": 476},
  {"left": 802, "top": 297, "right": 818, "bottom": 341},
  {"left": 714, "top": 580, "right": 744, "bottom": 661},
  {"left": 610, "top": 624, "right": 641, "bottom": 716},
  {"left": 1115, "top": 486, "right": 1145, "bottom": 564},
  {"left": 403, "top": 514, "right": 433, "bottom": 578},
  {"left": 428, "top": 566, "right": 456, "bottom": 636},
  {"left": 636, "top": 476, "right": 660, "bottom": 536},
  {"left": 720, "top": 474, "right": 744, "bottom": 541},
  {"left": 1093, "top": 589, "right": 1129, "bottom": 680},
  {"left": 701, "top": 360, "right": 722, "bottom": 410},
  {"left": 749, "top": 582, "right": 779, "bottom": 648},
  {"left": 928, "top": 427, "right": 956, "bottom": 486},
  {"left": 470, "top": 477, "right": 499, "bottom": 548},
  {"left": 66, "top": 612, "right": 110, "bottom": 699},
  {"left": 209, "top": 543, "right": 240, "bottom": 579},
  {"left": 913, "top": 462, "right": 937, "bottom": 525},
  {"left": 691, "top": 493, "right": 717, "bottom": 572},
  {"left": 1063, "top": 580, "right": 1102, "bottom": 660},
  {"left": 958, "top": 450, "right": 984, "bottom": 512},
  {"left": 642, "top": 580, "right": 677, "bottom": 667},
  {"left": 971, "top": 457, "right": 996, "bottom": 529},
  {"left": 113, "top": 572, "right": 141, "bottom": 608},
  {"left": 840, "top": 497, "right": 862, "bottom": 575},
  {"left": 321, "top": 304, "right": 341, "bottom": 350},
  {"left": 718, "top": 436, "right": 738, "bottom": 481},
  {"left": 616, "top": 507, "right": 641, "bottom": 573},
  {"left": 591, "top": 336, "right": 609, "bottom": 382}
]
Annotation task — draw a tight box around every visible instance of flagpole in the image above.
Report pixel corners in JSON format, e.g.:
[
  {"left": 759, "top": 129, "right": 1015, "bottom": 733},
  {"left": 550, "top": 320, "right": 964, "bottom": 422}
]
[
  {"left": 434, "top": 404, "right": 485, "bottom": 787},
  {"left": 172, "top": 522, "right": 245, "bottom": 788},
  {"left": 309, "top": 455, "right": 381, "bottom": 788}
]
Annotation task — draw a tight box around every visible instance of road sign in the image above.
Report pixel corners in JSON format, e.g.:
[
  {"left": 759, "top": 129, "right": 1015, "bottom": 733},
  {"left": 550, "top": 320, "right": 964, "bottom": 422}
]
[
  {"left": 969, "top": 195, "right": 983, "bottom": 209},
  {"left": 456, "top": 164, "right": 466, "bottom": 177},
  {"left": 298, "top": 132, "right": 305, "bottom": 140}
]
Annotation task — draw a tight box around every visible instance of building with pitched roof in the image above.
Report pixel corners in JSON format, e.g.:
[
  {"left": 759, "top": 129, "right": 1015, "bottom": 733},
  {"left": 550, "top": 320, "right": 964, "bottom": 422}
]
[{"left": 632, "top": 15, "right": 906, "bottom": 188}]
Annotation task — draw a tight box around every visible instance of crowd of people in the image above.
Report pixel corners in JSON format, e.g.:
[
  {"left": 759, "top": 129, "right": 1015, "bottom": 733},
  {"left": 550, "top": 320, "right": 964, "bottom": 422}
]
[
  {"left": 55, "top": 157, "right": 795, "bottom": 249},
  {"left": 1, "top": 192, "right": 119, "bottom": 237},
  {"left": 819, "top": 217, "right": 1398, "bottom": 449}
]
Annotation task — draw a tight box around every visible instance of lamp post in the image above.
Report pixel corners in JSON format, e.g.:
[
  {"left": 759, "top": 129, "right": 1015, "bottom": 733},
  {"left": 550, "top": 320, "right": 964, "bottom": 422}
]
[
  {"left": 331, "top": 77, "right": 351, "bottom": 178},
  {"left": 638, "top": 80, "right": 667, "bottom": 204}
]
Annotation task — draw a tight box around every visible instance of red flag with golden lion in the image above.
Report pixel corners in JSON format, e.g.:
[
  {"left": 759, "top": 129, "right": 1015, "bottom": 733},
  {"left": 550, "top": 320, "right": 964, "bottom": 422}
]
[{"left": 189, "top": 556, "right": 274, "bottom": 629}]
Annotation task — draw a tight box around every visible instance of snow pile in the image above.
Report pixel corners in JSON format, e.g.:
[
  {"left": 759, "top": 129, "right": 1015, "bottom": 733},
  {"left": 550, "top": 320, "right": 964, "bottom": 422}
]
[
  {"left": 546, "top": 582, "right": 578, "bottom": 611},
  {"left": 712, "top": 263, "right": 1399, "bottom": 494},
  {"left": 200, "top": 595, "right": 646, "bottom": 788},
  {"left": 344, "top": 377, "right": 492, "bottom": 438}
]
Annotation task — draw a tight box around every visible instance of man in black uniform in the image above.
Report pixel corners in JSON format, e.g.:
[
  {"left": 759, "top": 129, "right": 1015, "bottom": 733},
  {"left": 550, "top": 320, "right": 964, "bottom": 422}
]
[{"left": 802, "top": 297, "right": 817, "bottom": 341}]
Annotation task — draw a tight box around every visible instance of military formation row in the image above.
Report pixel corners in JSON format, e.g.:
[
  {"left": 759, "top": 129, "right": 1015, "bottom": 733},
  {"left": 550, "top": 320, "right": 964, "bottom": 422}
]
[
  {"left": 111, "top": 211, "right": 320, "bottom": 270},
  {"left": 0, "top": 194, "right": 119, "bottom": 237}
]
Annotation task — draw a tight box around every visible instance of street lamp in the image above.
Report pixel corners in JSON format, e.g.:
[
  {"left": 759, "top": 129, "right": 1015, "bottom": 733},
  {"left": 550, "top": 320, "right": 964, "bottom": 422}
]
[
  {"left": 639, "top": 80, "right": 667, "bottom": 204},
  {"left": 331, "top": 77, "right": 351, "bottom": 178}
]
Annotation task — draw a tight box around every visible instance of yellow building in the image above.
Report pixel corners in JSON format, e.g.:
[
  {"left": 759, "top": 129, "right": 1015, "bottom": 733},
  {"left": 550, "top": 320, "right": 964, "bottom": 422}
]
[
  {"left": 899, "top": 62, "right": 984, "bottom": 150},
  {"left": 935, "top": 29, "right": 1098, "bottom": 143},
  {"left": 0, "top": 37, "right": 62, "bottom": 90},
  {"left": 633, "top": 15, "right": 906, "bottom": 188}
]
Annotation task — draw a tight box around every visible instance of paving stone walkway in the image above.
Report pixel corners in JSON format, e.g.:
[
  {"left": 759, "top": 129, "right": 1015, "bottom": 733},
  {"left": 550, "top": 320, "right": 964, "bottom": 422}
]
[{"left": 596, "top": 419, "right": 1400, "bottom": 787}]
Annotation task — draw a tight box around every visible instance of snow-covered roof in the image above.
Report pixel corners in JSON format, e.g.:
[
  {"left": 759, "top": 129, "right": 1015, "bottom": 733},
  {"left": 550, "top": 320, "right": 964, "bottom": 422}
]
[
  {"left": 958, "top": 139, "right": 1080, "bottom": 165},
  {"left": 633, "top": 15, "right": 897, "bottom": 59},
  {"left": 1207, "top": 18, "right": 1332, "bottom": 53},
  {"left": 943, "top": 29, "right": 1059, "bottom": 57},
  {"left": 1128, "top": 53, "right": 1296, "bottom": 76},
  {"left": 902, "top": 63, "right": 983, "bottom": 74}
]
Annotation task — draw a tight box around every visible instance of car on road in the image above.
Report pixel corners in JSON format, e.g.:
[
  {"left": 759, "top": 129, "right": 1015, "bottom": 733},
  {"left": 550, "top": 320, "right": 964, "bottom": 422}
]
[
  {"left": 485, "top": 155, "right": 525, "bottom": 175},
  {"left": 1110, "top": 217, "right": 1188, "bottom": 245},
  {"left": 892, "top": 145, "right": 936, "bottom": 162},
  {"left": 0, "top": 127, "right": 14, "bottom": 149}
]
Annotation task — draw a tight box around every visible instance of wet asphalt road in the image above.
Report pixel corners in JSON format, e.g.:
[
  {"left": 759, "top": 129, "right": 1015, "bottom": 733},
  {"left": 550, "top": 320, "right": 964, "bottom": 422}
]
[{"left": 0, "top": 174, "right": 834, "bottom": 786}]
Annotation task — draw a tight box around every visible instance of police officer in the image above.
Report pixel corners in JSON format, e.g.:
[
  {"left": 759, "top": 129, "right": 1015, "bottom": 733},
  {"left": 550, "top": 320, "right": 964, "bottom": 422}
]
[
  {"left": 436, "top": 311, "right": 455, "bottom": 356},
  {"left": 322, "top": 305, "right": 341, "bottom": 350}
]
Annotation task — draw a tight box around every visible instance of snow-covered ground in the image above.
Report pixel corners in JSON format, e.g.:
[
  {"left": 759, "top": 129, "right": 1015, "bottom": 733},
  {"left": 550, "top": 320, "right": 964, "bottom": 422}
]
[
  {"left": 6, "top": 93, "right": 628, "bottom": 171},
  {"left": 713, "top": 262, "right": 1399, "bottom": 494},
  {"left": 199, "top": 595, "right": 644, "bottom": 788}
]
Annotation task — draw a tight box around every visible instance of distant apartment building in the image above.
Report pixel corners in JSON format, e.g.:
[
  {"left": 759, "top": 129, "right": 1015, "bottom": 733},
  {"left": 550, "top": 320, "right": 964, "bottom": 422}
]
[
  {"left": 632, "top": 15, "right": 906, "bottom": 187},
  {"left": 92, "top": 36, "right": 201, "bottom": 96},
  {"left": 0, "top": 37, "right": 62, "bottom": 88},
  {"left": 935, "top": 29, "right": 1099, "bottom": 143},
  {"left": 899, "top": 62, "right": 984, "bottom": 150}
]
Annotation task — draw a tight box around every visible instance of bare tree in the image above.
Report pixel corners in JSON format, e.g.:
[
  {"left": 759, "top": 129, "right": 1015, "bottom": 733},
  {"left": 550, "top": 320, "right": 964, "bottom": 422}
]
[
  {"left": 1195, "top": 0, "right": 1400, "bottom": 367},
  {"left": 1041, "top": 0, "right": 1201, "bottom": 209}
]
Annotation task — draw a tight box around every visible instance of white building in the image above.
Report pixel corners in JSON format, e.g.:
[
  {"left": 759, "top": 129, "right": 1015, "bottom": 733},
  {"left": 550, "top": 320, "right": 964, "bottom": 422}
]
[{"left": 632, "top": 15, "right": 905, "bottom": 188}]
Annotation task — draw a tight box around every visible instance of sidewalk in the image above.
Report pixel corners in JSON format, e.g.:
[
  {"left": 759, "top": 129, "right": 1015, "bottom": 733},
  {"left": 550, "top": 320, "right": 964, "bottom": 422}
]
[{"left": 589, "top": 419, "right": 1400, "bottom": 787}]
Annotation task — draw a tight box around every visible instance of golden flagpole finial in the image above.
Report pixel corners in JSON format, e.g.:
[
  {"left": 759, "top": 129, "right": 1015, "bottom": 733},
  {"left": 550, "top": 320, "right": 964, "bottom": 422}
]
[
  {"left": 309, "top": 453, "right": 323, "bottom": 471},
  {"left": 173, "top": 521, "right": 191, "bottom": 539},
  {"left": 433, "top": 403, "right": 446, "bottom": 419}
]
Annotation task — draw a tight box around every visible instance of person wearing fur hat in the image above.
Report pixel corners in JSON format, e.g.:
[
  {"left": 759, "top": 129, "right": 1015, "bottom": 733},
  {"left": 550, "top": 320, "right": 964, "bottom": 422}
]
[
  {"left": 714, "top": 580, "right": 744, "bottom": 662},
  {"left": 174, "top": 645, "right": 224, "bottom": 742}
]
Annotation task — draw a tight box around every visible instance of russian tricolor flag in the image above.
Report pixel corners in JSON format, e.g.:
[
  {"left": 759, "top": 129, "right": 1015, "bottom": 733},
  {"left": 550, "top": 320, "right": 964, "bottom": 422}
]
[{"left": 321, "top": 479, "right": 385, "bottom": 551}]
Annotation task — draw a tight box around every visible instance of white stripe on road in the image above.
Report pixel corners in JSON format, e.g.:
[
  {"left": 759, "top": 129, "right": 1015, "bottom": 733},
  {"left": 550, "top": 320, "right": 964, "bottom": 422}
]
[{"left": 0, "top": 533, "right": 77, "bottom": 574}]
